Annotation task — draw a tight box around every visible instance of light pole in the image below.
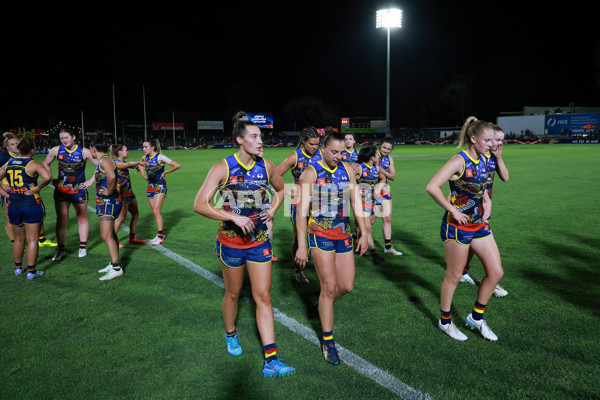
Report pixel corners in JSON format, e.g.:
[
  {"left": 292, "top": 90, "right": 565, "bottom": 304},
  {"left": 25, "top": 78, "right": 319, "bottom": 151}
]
[{"left": 376, "top": 8, "right": 402, "bottom": 136}]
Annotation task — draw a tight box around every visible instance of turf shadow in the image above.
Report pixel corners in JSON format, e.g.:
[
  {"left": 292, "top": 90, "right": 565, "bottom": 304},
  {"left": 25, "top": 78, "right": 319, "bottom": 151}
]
[{"left": 520, "top": 236, "right": 600, "bottom": 316}]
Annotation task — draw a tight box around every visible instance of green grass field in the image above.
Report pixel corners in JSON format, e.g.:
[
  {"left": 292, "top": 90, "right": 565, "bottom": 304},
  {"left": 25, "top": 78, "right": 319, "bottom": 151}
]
[{"left": 1, "top": 143, "right": 599, "bottom": 399}]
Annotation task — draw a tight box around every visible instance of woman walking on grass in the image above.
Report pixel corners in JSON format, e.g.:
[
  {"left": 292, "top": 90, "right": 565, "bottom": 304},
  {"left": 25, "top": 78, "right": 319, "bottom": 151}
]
[
  {"left": 354, "top": 145, "right": 386, "bottom": 265},
  {"left": 459, "top": 124, "right": 509, "bottom": 298},
  {"left": 295, "top": 131, "right": 369, "bottom": 366},
  {"left": 194, "top": 111, "right": 295, "bottom": 378},
  {"left": 426, "top": 116, "right": 504, "bottom": 342},
  {"left": 276, "top": 127, "right": 322, "bottom": 284}
]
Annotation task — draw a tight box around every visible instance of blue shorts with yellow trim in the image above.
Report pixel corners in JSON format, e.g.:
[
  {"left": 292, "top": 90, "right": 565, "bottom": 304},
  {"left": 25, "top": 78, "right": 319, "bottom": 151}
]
[
  {"left": 440, "top": 219, "right": 491, "bottom": 245},
  {"left": 54, "top": 188, "right": 89, "bottom": 204},
  {"left": 146, "top": 182, "right": 167, "bottom": 199},
  {"left": 8, "top": 203, "right": 46, "bottom": 226},
  {"left": 216, "top": 239, "right": 272, "bottom": 268},
  {"left": 96, "top": 196, "right": 123, "bottom": 219},
  {"left": 308, "top": 233, "right": 353, "bottom": 254},
  {"left": 120, "top": 193, "right": 136, "bottom": 202}
]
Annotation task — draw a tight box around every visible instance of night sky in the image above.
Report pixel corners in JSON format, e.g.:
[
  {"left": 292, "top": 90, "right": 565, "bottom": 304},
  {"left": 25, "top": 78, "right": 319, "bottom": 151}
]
[{"left": 3, "top": 2, "right": 599, "bottom": 132}]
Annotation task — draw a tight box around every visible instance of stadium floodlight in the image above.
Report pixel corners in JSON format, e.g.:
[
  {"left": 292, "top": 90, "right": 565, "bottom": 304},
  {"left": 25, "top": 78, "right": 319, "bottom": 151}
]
[
  {"left": 376, "top": 8, "right": 402, "bottom": 29},
  {"left": 376, "top": 8, "right": 402, "bottom": 136}
]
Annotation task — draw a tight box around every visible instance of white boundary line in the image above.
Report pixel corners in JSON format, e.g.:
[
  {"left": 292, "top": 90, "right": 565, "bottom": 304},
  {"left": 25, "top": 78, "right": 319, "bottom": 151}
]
[{"left": 89, "top": 205, "right": 432, "bottom": 399}]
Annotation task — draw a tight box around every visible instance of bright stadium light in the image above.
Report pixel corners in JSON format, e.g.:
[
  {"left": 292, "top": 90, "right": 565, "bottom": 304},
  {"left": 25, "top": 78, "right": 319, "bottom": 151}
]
[
  {"left": 376, "top": 8, "right": 402, "bottom": 136},
  {"left": 376, "top": 8, "right": 402, "bottom": 29}
]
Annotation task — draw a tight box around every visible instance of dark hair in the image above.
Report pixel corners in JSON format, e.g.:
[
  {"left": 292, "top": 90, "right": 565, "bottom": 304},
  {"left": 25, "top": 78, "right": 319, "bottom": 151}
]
[
  {"left": 111, "top": 143, "right": 125, "bottom": 158},
  {"left": 17, "top": 138, "right": 35, "bottom": 155},
  {"left": 323, "top": 126, "right": 337, "bottom": 135},
  {"left": 297, "top": 127, "right": 320, "bottom": 149},
  {"left": 322, "top": 131, "right": 345, "bottom": 148},
  {"left": 344, "top": 132, "right": 356, "bottom": 140},
  {"left": 90, "top": 133, "right": 110, "bottom": 153},
  {"left": 380, "top": 136, "right": 394, "bottom": 149},
  {"left": 357, "top": 145, "right": 378, "bottom": 164},
  {"left": 59, "top": 128, "right": 77, "bottom": 138},
  {"left": 232, "top": 111, "right": 257, "bottom": 144}
]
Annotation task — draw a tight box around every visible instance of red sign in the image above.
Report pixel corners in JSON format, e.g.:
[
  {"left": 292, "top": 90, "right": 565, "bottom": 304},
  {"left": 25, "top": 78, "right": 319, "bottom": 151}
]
[{"left": 152, "top": 122, "right": 185, "bottom": 131}]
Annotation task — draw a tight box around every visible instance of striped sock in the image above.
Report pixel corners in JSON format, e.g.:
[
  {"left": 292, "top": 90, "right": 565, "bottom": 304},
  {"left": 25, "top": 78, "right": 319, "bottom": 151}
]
[
  {"left": 462, "top": 265, "right": 470, "bottom": 276},
  {"left": 263, "top": 343, "right": 278, "bottom": 363},
  {"left": 440, "top": 310, "right": 452, "bottom": 325},
  {"left": 111, "top": 262, "right": 122, "bottom": 271},
  {"left": 129, "top": 233, "right": 135, "bottom": 240},
  {"left": 322, "top": 330, "right": 334, "bottom": 346},
  {"left": 79, "top": 242, "right": 87, "bottom": 249},
  {"left": 384, "top": 239, "right": 392, "bottom": 250},
  {"left": 14, "top": 261, "right": 22, "bottom": 271},
  {"left": 158, "top": 231, "right": 165, "bottom": 239},
  {"left": 226, "top": 328, "right": 237, "bottom": 338},
  {"left": 27, "top": 265, "right": 37, "bottom": 274},
  {"left": 471, "top": 301, "right": 486, "bottom": 321},
  {"left": 38, "top": 233, "right": 47, "bottom": 243}
]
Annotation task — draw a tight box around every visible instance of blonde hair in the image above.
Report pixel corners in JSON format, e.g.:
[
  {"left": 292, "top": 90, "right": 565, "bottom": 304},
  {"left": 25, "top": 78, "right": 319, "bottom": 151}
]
[
  {"left": 490, "top": 124, "right": 504, "bottom": 134},
  {"left": 3, "top": 132, "right": 19, "bottom": 148},
  {"left": 457, "top": 116, "right": 491, "bottom": 148}
]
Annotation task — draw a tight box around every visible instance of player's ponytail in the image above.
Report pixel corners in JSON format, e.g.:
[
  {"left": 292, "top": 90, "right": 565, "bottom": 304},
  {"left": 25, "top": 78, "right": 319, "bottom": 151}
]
[{"left": 457, "top": 116, "right": 490, "bottom": 148}]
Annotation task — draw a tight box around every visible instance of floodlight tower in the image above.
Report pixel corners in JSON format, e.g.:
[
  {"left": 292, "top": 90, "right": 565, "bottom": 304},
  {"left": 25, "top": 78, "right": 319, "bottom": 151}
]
[{"left": 376, "top": 8, "right": 402, "bottom": 136}]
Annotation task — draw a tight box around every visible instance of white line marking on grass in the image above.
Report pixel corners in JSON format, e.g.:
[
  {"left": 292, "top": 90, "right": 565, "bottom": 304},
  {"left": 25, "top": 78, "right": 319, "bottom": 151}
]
[{"left": 90, "top": 205, "right": 432, "bottom": 399}]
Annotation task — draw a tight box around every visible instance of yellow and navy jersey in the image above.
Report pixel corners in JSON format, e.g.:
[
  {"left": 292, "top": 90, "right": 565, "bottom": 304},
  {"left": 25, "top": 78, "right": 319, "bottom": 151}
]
[
  {"left": 446, "top": 151, "right": 488, "bottom": 228},
  {"left": 217, "top": 154, "right": 271, "bottom": 249},
  {"left": 291, "top": 148, "right": 321, "bottom": 184},
  {"left": 308, "top": 160, "right": 352, "bottom": 240},
  {"left": 0, "top": 150, "right": 16, "bottom": 186},
  {"left": 5, "top": 156, "right": 42, "bottom": 207},
  {"left": 144, "top": 153, "right": 166, "bottom": 185},
  {"left": 483, "top": 153, "right": 497, "bottom": 199},
  {"left": 342, "top": 148, "right": 358, "bottom": 163},
  {"left": 114, "top": 158, "right": 133, "bottom": 196},
  {"left": 94, "top": 155, "right": 119, "bottom": 200},
  {"left": 56, "top": 145, "right": 87, "bottom": 194},
  {"left": 378, "top": 152, "right": 391, "bottom": 171},
  {"left": 357, "top": 163, "right": 380, "bottom": 188}
]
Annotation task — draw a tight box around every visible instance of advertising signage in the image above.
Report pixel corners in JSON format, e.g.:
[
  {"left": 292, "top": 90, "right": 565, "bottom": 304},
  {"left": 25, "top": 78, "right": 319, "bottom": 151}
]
[
  {"left": 152, "top": 122, "right": 185, "bottom": 131},
  {"left": 248, "top": 113, "right": 274, "bottom": 129},
  {"left": 545, "top": 113, "right": 600, "bottom": 135}
]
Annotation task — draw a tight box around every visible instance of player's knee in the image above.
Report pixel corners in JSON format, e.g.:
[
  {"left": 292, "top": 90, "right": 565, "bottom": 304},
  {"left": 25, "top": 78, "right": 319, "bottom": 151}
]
[
  {"left": 252, "top": 290, "right": 272, "bottom": 306},
  {"left": 339, "top": 282, "right": 354, "bottom": 295}
]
